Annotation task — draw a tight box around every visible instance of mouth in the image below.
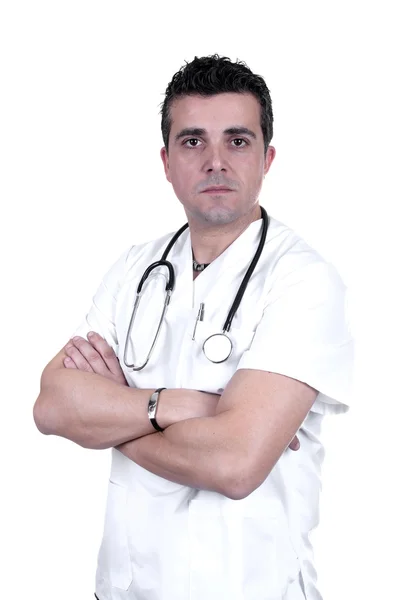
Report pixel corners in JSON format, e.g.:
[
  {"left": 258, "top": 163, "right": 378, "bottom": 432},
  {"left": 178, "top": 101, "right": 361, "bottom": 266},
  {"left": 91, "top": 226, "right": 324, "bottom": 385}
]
[{"left": 202, "top": 187, "right": 233, "bottom": 194}]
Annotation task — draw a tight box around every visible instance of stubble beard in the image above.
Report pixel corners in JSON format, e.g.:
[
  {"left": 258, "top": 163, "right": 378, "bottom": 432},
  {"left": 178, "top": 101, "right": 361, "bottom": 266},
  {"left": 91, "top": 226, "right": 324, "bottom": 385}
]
[{"left": 188, "top": 194, "right": 242, "bottom": 226}]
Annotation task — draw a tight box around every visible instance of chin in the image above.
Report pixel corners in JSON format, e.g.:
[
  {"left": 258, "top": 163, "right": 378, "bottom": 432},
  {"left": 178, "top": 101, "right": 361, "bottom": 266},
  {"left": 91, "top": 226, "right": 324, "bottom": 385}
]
[{"left": 196, "top": 205, "right": 239, "bottom": 225}]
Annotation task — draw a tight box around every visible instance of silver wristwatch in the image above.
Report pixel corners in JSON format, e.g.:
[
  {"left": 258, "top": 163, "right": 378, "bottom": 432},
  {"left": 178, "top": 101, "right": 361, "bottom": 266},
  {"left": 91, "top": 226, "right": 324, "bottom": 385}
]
[{"left": 148, "top": 388, "right": 166, "bottom": 432}]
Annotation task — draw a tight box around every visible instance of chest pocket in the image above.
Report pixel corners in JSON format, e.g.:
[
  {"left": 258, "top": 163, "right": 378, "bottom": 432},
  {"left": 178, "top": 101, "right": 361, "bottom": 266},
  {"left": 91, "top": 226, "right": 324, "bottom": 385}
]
[{"left": 181, "top": 318, "right": 256, "bottom": 394}]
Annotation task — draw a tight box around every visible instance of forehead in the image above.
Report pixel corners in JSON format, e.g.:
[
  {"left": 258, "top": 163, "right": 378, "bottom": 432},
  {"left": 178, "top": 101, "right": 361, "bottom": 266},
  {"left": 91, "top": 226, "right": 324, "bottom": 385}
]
[{"left": 169, "top": 92, "right": 262, "bottom": 132}]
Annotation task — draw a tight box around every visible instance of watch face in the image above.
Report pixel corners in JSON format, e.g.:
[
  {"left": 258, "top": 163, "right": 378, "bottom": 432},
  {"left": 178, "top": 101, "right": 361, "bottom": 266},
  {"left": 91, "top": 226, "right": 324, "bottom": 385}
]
[{"left": 148, "top": 395, "right": 157, "bottom": 417}]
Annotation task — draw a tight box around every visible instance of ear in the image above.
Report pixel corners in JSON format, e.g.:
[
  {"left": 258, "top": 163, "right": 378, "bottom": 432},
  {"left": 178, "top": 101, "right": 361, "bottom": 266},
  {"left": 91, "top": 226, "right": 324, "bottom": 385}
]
[
  {"left": 263, "top": 146, "right": 276, "bottom": 177},
  {"left": 160, "top": 147, "right": 171, "bottom": 183}
]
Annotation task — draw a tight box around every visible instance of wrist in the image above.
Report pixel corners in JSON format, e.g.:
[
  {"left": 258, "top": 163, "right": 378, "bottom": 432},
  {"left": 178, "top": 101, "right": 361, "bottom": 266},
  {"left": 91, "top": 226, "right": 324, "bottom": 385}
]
[{"left": 156, "top": 389, "right": 193, "bottom": 429}]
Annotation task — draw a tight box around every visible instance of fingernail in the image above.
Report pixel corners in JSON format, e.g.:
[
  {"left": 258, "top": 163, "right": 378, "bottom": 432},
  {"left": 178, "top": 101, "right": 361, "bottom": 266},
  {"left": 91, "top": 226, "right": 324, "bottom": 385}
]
[
  {"left": 87, "top": 332, "right": 94, "bottom": 338},
  {"left": 72, "top": 336, "right": 80, "bottom": 342}
]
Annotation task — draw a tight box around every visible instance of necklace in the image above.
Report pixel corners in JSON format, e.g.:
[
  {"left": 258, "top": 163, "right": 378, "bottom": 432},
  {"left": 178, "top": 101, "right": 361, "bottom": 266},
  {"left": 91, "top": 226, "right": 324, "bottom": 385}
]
[{"left": 192, "top": 256, "right": 210, "bottom": 272}]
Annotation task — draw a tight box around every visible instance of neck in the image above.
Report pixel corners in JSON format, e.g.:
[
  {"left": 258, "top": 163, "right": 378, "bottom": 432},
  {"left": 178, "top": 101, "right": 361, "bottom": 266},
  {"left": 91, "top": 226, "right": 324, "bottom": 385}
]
[{"left": 189, "top": 204, "right": 262, "bottom": 265}]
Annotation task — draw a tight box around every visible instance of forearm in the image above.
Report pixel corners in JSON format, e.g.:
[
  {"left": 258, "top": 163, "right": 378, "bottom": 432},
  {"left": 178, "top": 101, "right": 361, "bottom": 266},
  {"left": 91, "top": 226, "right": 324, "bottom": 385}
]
[
  {"left": 116, "top": 410, "right": 245, "bottom": 499},
  {"left": 34, "top": 369, "right": 192, "bottom": 450}
]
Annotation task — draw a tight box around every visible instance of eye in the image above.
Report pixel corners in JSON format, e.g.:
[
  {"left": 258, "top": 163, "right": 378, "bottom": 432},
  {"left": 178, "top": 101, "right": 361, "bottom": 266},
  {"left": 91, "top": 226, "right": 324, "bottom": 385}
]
[
  {"left": 183, "top": 138, "right": 202, "bottom": 148},
  {"left": 231, "top": 138, "right": 247, "bottom": 148}
]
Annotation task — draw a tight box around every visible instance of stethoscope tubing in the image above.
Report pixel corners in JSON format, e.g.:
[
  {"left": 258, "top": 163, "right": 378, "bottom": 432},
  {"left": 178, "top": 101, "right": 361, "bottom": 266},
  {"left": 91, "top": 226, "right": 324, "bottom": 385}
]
[
  {"left": 221, "top": 206, "right": 268, "bottom": 333},
  {"left": 123, "top": 206, "right": 268, "bottom": 369}
]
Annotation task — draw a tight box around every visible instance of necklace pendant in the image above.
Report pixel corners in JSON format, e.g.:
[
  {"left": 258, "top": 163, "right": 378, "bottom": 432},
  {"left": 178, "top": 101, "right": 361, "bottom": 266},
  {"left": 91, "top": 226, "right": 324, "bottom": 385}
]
[{"left": 192, "top": 259, "right": 209, "bottom": 272}]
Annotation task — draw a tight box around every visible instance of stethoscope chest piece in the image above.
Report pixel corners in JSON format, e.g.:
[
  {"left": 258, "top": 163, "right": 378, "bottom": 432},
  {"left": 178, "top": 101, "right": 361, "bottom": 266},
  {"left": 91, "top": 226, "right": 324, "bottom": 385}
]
[{"left": 202, "top": 332, "right": 233, "bottom": 364}]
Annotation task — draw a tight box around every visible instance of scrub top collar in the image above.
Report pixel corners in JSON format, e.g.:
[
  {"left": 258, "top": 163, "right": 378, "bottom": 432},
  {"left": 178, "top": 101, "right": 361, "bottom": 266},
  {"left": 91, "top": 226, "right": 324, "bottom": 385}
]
[{"left": 180, "top": 216, "right": 266, "bottom": 285}]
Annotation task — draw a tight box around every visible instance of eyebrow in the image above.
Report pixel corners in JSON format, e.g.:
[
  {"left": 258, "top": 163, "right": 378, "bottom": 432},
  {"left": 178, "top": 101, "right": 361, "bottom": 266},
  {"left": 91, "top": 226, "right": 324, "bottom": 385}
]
[{"left": 174, "top": 126, "right": 257, "bottom": 143}]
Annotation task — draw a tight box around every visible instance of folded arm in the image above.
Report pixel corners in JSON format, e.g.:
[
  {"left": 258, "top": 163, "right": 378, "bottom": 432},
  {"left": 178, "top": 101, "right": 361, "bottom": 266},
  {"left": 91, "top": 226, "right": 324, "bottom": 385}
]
[
  {"left": 117, "top": 369, "right": 317, "bottom": 499},
  {"left": 34, "top": 334, "right": 305, "bottom": 498},
  {"left": 33, "top": 334, "right": 219, "bottom": 449}
]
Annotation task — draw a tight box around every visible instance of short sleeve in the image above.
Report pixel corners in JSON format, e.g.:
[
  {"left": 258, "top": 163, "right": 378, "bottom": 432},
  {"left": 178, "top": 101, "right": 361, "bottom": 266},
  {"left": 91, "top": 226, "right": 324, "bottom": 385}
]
[
  {"left": 72, "top": 247, "right": 133, "bottom": 354},
  {"left": 237, "top": 261, "right": 354, "bottom": 415}
]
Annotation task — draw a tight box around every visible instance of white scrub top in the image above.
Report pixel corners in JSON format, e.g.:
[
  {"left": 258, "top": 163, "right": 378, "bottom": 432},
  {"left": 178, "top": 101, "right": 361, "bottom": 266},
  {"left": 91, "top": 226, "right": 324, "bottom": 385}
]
[{"left": 74, "top": 215, "right": 354, "bottom": 600}]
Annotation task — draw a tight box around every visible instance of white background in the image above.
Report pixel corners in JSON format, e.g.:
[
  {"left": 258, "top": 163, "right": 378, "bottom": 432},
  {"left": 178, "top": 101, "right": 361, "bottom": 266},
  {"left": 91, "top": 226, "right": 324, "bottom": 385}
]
[{"left": 1, "top": 1, "right": 397, "bottom": 598}]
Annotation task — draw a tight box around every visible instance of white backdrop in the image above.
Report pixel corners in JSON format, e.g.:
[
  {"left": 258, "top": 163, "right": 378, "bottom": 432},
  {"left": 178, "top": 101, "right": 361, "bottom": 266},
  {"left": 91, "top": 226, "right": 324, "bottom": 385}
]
[{"left": 1, "top": 1, "right": 397, "bottom": 599}]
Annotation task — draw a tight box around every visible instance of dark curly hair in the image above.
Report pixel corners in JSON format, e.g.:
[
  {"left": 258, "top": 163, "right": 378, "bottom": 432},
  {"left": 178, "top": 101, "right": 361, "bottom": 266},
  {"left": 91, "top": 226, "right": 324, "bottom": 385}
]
[{"left": 160, "top": 54, "right": 273, "bottom": 154}]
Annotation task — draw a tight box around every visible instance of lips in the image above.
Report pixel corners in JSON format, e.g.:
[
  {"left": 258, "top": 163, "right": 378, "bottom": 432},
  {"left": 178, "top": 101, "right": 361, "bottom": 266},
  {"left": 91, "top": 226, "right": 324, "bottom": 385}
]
[{"left": 203, "top": 187, "right": 232, "bottom": 193}]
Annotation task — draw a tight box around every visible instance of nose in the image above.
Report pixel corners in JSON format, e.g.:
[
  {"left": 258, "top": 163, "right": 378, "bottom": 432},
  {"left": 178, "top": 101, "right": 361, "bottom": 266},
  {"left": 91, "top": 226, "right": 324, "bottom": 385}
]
[{"left": 202, "top": 144, "right": 227, "bottom": 174}]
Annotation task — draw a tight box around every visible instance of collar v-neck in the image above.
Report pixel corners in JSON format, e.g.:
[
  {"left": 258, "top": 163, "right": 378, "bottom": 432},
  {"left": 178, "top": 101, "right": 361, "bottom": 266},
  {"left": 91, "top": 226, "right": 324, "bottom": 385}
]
[{"left": 175, "top": 218, "right": 265, "bottom": 305}]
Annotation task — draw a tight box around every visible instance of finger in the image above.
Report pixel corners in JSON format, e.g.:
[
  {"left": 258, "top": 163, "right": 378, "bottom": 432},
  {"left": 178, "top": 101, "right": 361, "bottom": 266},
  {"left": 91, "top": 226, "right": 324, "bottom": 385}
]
[
  {"left": 71, "top": 336, "right": 112, "bottom": 374},
  {"left": 64, "top": 340, "right": 95, "bottom": 373},
  {"left": 86, "top": 332, "right": 122, "bottom": 376},
  {"left": 288, "top": 435, "right": 300, "bottom": 451},
  {"left": 63, "top": 356, "right": 77, "bottom": 369}
]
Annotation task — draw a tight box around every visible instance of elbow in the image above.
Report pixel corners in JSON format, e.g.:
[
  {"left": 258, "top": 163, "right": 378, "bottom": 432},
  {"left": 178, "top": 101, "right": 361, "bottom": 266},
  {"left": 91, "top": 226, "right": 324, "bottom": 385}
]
[
  {"left": 33, "top": 393, "right": 96, "bottom": 448},
  {"left": 222, "top": 478, "right": 255, "bottom": 501},
  {"left": 33, "top": 392, "right": 57, "bottom": 435},
  {"left": 33, "top": 398, "right": 51, "bottom": 435},
  {"left": 33, "top": 377, "right": 104, "bottom": 450},
  {"left": 33, "top": 369, "right": 65, "bottom": 435},
  {"left": 220, "top": 458, "right": 269, "bottom": 501}
]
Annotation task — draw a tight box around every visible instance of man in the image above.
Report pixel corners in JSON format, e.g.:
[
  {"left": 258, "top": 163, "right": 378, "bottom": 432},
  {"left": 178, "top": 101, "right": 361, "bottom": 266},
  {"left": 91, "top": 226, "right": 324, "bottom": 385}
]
[{"left": 33, "top": 55, "right": 354, "bottom": 600}]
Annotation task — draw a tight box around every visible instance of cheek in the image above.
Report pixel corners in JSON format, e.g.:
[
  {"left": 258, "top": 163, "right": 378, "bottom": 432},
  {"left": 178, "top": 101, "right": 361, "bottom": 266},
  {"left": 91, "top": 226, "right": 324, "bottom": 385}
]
[
  {"left": 251, "top": 157, "right": 266, "bottom": 181},
  {"left": 239, "top": 164, "right": 265, "bottom": 199},
  {"left": 170, "top": 160, "right": 196, "bottom": 191},
  {"left": 239, "top": 159, "right": 263, "bottom": 185}
]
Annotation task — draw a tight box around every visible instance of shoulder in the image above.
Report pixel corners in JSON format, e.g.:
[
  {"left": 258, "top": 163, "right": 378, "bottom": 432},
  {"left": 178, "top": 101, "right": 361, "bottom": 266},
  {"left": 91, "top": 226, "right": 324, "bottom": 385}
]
[
  {"left": 264, "top": 215, "right": 345, "bottom": 297},
  {"left": 97, "top": 229, "right": 182, "bottom": 296},
  {"left": 123, "top": 230, "right": 183, "bottom": 271}
]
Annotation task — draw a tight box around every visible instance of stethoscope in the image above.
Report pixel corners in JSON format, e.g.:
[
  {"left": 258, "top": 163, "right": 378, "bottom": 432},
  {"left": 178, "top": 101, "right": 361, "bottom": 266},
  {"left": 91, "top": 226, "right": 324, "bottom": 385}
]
[{"left": 123, "top": 206, "right": 269, "bottom": 371}]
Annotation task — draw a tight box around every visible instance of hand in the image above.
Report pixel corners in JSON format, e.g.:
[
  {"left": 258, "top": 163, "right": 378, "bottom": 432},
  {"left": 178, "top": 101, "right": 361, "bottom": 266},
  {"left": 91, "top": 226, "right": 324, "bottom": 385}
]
[{"left": 63, "top": 332, "right": 128, "bottom": 386}]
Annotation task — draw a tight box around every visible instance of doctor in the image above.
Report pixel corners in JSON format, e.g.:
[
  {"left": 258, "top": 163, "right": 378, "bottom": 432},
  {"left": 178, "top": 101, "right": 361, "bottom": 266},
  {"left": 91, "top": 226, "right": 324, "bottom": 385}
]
[{"left": 33, "top": 55, "right": 353, "bottom": 600}]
